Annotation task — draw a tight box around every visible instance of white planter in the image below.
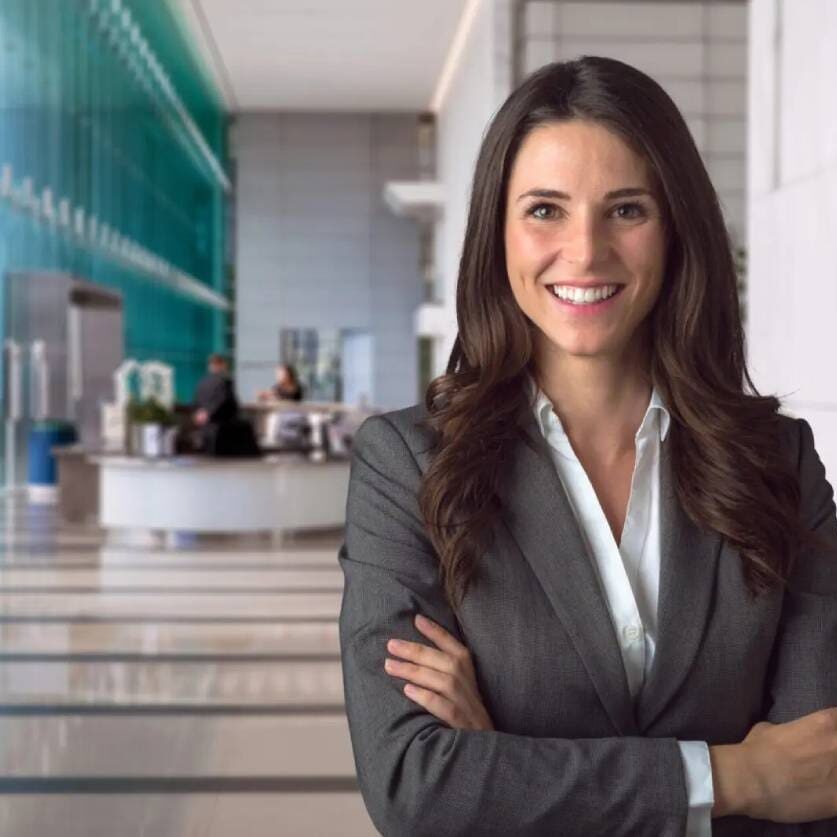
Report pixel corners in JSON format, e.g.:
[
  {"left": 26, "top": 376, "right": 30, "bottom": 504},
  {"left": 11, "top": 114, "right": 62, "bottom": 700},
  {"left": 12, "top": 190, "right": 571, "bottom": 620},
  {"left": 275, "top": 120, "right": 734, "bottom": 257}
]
[
  {"left": 142, "top": 423, "right": 164, "bottom": 457},
  {"left": 128, "top": 423, "right": 164, "bottom": 457}
]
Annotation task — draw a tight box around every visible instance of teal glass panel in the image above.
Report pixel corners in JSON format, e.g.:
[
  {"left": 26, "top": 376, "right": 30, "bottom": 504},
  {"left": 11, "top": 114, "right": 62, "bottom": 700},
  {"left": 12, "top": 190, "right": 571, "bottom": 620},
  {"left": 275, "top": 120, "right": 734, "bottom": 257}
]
[{"left": 0, "top": 0, "right": 229, "bottom": 404}]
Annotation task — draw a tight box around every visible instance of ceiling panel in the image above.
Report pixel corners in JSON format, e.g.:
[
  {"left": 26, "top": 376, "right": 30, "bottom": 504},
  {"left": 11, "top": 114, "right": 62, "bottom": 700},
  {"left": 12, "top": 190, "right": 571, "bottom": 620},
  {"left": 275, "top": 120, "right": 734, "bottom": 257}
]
[{"left": 176, "top": 0, "right": 470, "bottom": 111}]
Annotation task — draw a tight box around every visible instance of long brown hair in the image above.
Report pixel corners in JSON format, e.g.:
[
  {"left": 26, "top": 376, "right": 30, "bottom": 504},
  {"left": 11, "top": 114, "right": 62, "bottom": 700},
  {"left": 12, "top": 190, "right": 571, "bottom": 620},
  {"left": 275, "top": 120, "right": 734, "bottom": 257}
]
[{"left": 418, "top": 56, "right": 827, "bottom": 614}]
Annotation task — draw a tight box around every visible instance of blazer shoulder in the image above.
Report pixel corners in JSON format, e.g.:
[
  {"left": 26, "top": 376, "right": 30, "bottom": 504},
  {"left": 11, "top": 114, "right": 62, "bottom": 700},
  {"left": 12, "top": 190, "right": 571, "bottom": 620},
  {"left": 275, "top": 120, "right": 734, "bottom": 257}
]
[
  {"left": 354, "top": 403, "right": 436, "bottom": 472},
  {"left": 775, "top": 410, "right": 807, "bottom": 463},
  {"left": 777, "top": 411, "right": 828, "bottom": 473}
]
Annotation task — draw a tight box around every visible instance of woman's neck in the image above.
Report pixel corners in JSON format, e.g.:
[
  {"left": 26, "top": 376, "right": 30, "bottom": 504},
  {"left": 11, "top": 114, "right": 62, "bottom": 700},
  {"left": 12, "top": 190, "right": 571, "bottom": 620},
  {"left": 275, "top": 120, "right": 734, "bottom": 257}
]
[{"left": 534, "top": 341, "right": 653, "bottom": 462}]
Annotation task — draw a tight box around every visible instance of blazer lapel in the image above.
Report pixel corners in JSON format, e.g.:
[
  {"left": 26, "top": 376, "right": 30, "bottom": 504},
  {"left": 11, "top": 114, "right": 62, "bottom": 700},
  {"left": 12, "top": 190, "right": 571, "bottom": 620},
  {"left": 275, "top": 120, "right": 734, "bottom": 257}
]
[
  {"left": 499, "top": 415, "right": 638, "bottom": 736},
  {"left": 636, "top": 432, "right": 721, "bottom": 731}
]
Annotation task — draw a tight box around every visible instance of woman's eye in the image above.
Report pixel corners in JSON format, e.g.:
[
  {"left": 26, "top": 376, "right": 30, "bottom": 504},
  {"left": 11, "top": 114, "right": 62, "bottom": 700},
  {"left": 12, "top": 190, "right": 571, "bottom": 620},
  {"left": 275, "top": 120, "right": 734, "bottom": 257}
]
[
  {"left": 613, "top": 202, "right": 646, "bottom": 220},
  {"left": 528, "top": 203, "right": 557, "bottom": 220}
]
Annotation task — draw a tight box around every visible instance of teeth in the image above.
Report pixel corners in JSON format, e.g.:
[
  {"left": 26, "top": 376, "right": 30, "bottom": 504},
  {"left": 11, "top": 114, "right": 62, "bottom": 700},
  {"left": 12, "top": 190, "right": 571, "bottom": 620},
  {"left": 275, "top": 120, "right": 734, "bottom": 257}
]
[{"left": 552, "top": 284, "right": 619, "bottom": 304}]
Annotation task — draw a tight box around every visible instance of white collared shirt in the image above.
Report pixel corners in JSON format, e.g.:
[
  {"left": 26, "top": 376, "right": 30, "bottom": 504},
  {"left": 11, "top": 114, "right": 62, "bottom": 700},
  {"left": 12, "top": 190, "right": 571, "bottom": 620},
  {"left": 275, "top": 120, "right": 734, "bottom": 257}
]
[{"left": 533, "top": 384, "right": 713, "bottom": 836}]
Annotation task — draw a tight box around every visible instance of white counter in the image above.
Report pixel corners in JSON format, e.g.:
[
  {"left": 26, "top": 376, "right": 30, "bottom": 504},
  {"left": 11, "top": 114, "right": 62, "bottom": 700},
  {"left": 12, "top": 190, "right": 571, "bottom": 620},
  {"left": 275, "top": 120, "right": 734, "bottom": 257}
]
[{"left": 94, "top": 454, "right": 350, "bottom": 536}]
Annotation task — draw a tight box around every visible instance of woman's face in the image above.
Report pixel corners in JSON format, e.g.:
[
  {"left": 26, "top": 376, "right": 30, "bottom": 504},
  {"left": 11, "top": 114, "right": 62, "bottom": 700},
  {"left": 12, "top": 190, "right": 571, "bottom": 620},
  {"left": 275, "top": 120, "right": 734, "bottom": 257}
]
[
  {"left": 504, "top": 119, "right": 667, "bottom": 367},
  {"left": 277, "top": 366, "right": 290, "bottom": 385}
]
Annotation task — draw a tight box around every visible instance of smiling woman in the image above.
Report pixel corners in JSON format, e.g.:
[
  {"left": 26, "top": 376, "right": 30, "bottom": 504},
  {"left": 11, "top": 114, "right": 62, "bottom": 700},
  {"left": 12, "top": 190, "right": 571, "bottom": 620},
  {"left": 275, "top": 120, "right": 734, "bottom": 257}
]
[{"left": 338, "top": 56, "right": 837, "bottom": 837}]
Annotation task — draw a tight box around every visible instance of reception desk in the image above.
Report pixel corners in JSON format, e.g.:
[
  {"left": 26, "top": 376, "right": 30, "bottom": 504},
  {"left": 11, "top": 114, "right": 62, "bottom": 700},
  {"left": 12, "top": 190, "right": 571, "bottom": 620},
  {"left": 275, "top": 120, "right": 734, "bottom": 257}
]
[{"left": 94, "top": 453, "right": 350, "bottom": 539}]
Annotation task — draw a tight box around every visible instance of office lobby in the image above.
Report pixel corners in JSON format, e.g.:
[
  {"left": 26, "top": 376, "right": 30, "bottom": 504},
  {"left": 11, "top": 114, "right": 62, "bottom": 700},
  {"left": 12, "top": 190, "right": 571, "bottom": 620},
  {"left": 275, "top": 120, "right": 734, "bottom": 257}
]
[{"left": 1, "top": 1, "right": 836, "bottom": 835}]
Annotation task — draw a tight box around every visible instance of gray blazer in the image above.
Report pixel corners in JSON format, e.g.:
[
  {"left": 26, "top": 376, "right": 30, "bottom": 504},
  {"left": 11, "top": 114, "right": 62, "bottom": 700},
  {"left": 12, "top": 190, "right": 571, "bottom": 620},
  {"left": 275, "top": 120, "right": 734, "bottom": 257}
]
[{"left": 338, "top": 403, "right": 837, "bottom": 836}]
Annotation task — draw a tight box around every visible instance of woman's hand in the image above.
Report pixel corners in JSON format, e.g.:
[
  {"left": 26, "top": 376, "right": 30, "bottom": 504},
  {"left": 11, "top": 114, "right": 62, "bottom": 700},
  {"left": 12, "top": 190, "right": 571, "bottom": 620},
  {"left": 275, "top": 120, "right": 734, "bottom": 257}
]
[
  {"left": 384, "top": 614, "right": 495, "bottom": 732},
  {"left": 711, "top": 708, "right": 837, "bottom": 822}
]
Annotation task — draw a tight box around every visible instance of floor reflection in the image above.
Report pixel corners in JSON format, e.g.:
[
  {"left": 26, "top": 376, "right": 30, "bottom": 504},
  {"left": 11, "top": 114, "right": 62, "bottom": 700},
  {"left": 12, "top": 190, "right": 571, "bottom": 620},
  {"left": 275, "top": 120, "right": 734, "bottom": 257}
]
[{"left": 0, "top": 499, "right": 372, "bottom": 836}]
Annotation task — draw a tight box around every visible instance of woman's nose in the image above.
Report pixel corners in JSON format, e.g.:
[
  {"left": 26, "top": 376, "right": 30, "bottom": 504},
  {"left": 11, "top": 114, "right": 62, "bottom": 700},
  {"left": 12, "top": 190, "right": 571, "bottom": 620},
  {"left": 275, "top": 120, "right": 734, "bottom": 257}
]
[{"left": 560, "top": 217, "right": 604, "bottom": 269}]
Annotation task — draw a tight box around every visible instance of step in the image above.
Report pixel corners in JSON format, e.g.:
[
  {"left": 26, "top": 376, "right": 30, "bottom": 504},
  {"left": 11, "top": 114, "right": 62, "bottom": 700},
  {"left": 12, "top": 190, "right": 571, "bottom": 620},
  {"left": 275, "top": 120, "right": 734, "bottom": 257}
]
[
  {"left": 0, "top": 621, "right": 341, "bottom": 656},
  {"left": 0, "top": 658, "right": 346, "bottom": 708}
]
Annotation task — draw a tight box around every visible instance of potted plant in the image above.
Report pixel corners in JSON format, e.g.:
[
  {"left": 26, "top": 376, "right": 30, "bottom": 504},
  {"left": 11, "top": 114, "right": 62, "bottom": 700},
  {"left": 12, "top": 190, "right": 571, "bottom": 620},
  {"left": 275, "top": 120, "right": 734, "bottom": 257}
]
[{"left": 126, "top": 397, "right": 177, "bottom": 457}]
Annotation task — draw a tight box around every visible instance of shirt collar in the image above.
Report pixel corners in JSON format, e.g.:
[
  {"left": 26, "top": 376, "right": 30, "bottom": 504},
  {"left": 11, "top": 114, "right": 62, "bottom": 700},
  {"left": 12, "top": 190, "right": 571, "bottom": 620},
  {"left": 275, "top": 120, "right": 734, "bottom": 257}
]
[{"left": 529, "top": 375, "right": 670, "bottom": 443}]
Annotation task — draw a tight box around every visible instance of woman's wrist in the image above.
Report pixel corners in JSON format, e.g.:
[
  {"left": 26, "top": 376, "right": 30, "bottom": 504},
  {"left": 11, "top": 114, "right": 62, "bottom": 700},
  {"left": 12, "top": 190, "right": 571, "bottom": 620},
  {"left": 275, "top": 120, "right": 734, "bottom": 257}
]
[{"left": 709, "top": 743, "right": 758, "bottom": 819}]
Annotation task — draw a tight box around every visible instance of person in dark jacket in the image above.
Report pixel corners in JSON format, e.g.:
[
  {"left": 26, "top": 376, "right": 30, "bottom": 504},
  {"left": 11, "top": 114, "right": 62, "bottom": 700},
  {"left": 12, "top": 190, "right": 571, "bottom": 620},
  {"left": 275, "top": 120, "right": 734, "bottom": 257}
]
[{"left": 193, "top": 354, "right": 258, "bottom": 456}]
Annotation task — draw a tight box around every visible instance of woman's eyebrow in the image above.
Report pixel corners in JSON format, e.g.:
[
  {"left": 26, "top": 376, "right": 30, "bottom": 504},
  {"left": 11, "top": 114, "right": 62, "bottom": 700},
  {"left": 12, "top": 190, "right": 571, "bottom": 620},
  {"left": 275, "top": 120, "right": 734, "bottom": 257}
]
[{"left": 515, "top": 187, "right": 653, "bottom": 202}]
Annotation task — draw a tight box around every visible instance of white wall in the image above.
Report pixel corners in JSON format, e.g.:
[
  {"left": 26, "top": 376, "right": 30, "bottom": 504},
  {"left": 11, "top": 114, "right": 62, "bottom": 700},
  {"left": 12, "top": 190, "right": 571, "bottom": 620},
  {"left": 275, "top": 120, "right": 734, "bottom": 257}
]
[
  {"left": 747, "top": 0, "right": 837, "bottom": 476},
  {"left": 232, "top": 113, "right": 423, "bottom": 410},
  {"left": 428, "top": 0, "right": 514, "bottom": 377}
]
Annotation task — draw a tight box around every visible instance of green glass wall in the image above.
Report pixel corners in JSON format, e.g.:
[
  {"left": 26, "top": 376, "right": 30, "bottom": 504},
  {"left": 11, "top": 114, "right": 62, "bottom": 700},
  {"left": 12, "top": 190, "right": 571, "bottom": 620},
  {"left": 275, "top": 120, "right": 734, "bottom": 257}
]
[{"left": 0, "top": 0, "right": 229, "bottom": 402}]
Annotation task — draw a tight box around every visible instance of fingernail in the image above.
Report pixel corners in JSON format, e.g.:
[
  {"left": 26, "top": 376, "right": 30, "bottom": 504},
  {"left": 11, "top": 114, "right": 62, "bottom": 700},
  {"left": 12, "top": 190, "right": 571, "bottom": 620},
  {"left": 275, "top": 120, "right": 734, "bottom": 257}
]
[{"left": 415, "top": 614, "right": 427, "bottom": 625}]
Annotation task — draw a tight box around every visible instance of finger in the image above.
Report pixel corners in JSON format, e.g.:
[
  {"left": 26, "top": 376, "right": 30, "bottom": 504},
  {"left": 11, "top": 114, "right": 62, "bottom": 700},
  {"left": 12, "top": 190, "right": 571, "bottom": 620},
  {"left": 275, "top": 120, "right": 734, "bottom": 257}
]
[
  {"left": 402, "top": 683, "right": 459, "bottom": 728},
  {"left": 385, "top": 657, "right": 454, "bottom": 696},
  {"left": 413, "top": 614, "right": 468, "bottom": 658},
  {"left": 386, "top": 638, "right": 455, "bottom": 674}
]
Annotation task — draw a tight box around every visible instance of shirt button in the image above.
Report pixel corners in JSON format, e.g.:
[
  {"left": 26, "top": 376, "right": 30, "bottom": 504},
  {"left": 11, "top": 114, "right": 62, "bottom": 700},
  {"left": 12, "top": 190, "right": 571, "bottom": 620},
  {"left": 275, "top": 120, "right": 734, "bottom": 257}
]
[{"left": 622, "top": 624, "right": 642, "bottom": 645}]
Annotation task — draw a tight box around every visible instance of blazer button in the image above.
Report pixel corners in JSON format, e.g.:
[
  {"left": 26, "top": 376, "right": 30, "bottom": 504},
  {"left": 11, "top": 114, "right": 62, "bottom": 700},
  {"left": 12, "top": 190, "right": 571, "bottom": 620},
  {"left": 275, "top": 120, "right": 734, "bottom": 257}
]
[{"left": 622, "top": 623, "right": 642, "bottom": 644}]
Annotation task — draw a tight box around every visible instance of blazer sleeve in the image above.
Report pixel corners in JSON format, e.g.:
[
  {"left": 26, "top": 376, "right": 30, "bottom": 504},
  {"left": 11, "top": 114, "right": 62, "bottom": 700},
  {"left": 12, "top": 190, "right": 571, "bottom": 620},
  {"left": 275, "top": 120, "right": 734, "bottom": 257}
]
[
  {"left": 763, "top": 418, "right": 837, "bottom": 834},
  {"left": 765, "top": 417, "right": 837, "bottom": 724},
  {"left": 338, "top": 414, "right": 689, "bottom": 837}
]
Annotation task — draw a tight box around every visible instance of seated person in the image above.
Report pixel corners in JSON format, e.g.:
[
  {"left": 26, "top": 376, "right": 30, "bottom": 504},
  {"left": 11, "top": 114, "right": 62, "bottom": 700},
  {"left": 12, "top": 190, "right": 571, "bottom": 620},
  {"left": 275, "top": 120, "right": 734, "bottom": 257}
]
[{"left": 257, "top": 363, "right": 304, "bottom": 403}]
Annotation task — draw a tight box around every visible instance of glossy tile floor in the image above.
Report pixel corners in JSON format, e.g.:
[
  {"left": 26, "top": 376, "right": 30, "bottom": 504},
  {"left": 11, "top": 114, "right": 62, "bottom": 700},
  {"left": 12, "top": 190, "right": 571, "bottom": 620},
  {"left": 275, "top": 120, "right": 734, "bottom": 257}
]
[{"left": 0, "top": 499, "right": 377, "bottom": 836}]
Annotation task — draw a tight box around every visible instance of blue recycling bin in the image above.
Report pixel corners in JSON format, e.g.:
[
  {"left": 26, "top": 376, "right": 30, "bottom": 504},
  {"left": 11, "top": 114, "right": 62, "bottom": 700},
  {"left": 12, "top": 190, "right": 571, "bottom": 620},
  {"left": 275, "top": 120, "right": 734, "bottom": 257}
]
[{"left": 27, "top": 420, "right": 78, "bottom": 491}]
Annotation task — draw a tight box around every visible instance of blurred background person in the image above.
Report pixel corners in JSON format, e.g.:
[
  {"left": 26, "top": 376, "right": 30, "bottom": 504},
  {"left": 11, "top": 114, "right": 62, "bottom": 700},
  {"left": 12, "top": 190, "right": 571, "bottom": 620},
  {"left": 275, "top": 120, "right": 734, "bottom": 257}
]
[
  {"left": 194, "top": 353, "right": 259, "bottom": 456},
  {"left": 193, "top": 353, "right": 239, "bottom": 445},
  {"left": 258, "top": 363, "right": 304, "bottom": 402}
]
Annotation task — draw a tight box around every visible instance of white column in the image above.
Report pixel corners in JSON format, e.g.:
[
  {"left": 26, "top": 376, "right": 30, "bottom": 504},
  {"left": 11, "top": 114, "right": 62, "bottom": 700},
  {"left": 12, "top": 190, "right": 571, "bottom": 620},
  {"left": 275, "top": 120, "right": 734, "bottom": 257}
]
[{"left": 747, "top": 0, "right": 837, "bottom": 476}]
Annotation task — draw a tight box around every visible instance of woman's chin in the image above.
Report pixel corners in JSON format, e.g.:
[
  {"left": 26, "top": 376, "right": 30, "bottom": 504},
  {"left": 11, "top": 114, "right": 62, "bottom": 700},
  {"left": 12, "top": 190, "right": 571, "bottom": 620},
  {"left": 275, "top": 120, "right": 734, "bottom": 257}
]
[{"left": 539, "top": 335, "right": 619, "bottom": 361}]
